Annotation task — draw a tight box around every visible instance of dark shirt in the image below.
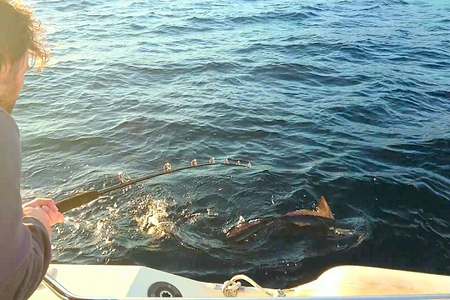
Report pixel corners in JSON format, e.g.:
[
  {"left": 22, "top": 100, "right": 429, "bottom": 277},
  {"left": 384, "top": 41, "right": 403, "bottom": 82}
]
[{"left": 0, "top": 108, "right": 51, "bottom": 300}]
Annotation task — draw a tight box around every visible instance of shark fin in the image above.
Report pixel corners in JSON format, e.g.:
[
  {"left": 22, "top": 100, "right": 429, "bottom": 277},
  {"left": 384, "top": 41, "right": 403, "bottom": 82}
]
[
  {"left": 316, "top": 196, "right": 334, "bottom": 220},
  {"left": 226, "top": 218, "right": 272, "bottom": 241}
]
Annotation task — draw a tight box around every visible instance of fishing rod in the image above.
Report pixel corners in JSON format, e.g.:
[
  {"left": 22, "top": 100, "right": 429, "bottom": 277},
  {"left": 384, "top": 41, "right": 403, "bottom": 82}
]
[{"left": 56, "top": 158, "right": 251, "bottom": 213}]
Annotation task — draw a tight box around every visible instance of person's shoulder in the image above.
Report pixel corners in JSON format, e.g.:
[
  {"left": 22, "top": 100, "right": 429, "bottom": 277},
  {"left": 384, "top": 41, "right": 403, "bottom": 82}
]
[
  {"left": 0, "top": 108, "right": 20, "bottom": 152},
  {"left": 0, "top": 107, "right": 19, "bottom": 137}
]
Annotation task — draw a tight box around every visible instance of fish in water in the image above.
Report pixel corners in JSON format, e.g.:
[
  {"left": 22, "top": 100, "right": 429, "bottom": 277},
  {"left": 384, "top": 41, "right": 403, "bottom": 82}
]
[{"left": 225, "top": 196, "right": 335, "bottom": 242}]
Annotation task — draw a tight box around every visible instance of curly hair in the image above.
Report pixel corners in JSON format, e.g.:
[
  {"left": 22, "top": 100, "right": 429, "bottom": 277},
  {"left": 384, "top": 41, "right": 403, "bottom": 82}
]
[{"left": 0, "top": 0, "right": 49, "bottom": 71}]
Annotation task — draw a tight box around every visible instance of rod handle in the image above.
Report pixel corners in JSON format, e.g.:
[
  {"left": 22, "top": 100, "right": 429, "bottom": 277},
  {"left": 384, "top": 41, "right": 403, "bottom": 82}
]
[{"left": 56, "top": 191, "right": 101, "bottom": 213}]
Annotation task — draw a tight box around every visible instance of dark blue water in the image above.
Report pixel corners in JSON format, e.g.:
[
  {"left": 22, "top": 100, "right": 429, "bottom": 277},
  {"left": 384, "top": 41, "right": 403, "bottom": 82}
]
[{"left": 17, "top": 0, "right": 450, "bottom": 288}]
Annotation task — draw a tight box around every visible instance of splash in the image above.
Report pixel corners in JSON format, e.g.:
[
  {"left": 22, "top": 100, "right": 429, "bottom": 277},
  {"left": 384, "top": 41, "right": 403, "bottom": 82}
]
[{"left": 136, "top": 197, "right": 175, "bottom": 240}]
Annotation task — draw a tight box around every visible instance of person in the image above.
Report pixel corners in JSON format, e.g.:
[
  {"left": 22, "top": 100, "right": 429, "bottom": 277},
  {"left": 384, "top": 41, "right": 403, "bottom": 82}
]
[{"left": 0, "top": 1, "right": 64, "bottom": 299}]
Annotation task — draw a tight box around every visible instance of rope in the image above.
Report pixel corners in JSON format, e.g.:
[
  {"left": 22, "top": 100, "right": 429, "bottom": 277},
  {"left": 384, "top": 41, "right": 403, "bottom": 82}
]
[{"left": 222, "top": 274, "right": 285, "bottom": 297}]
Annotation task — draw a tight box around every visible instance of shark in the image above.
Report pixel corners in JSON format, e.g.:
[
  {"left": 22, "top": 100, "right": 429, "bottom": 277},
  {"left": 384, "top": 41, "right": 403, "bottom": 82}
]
[{"left": 225, "top": 196, "right": 335, "bottom": 242}]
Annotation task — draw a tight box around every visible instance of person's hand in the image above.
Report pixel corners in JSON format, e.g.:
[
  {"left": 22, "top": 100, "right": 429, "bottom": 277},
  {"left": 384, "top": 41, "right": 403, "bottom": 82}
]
[{"left": 23, "top": 198, "right": 64, "bottom": 236}]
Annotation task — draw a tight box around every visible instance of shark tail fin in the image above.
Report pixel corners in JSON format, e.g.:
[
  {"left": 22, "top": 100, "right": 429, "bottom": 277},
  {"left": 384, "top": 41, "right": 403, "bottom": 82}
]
[
  {"left": 316, "top": 196, "right": 334, "bottom": 220},
  {"left": 226, "top": 218, "right": 273, "bottom": 241}
]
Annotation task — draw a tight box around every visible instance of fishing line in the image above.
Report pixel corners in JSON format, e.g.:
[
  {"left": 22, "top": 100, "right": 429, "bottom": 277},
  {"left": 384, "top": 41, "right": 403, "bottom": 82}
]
[{"left": 56, "top": 157, "right": 251, "bottom": 213}]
